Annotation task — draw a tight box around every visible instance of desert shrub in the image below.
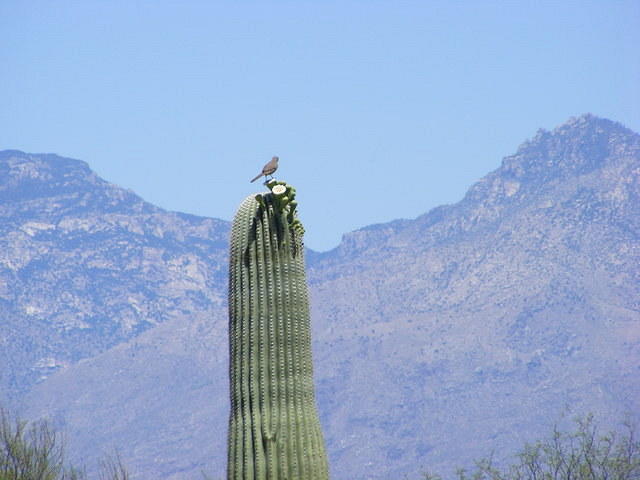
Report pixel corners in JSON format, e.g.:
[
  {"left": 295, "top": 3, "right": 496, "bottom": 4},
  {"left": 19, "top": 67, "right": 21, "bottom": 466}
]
[
  {"left": 0, "top": 409, "right": 128, "bottom": 480},
  {"left": 420, "top": 414, "right": 640, "bottom": 480}
]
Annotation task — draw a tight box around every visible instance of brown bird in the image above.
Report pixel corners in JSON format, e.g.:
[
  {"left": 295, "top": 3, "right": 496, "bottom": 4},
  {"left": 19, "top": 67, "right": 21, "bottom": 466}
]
[{"left": 250, "top": 156, "right": 279, "bottom": 183}]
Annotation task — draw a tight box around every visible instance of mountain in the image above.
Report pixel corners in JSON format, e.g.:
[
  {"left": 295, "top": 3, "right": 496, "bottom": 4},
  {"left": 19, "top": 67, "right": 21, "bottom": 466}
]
[
  {"left": 0, "top": 150, "right": 229, "bottom": 400},
  {"left": 307, "top": 114, "right": 640, "bottom": 477},
  {"left": 3, "top": 114, "right": 639, "bottom": 479}
]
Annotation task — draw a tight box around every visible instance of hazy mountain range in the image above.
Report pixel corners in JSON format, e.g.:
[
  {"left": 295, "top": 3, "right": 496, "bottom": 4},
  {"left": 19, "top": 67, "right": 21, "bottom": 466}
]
[{"left": 2, "top": 114, "right": 639, "bottom": 479}]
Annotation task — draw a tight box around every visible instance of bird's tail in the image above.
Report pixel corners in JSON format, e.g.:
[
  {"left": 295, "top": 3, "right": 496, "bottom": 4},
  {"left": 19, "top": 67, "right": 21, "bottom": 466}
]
[{"left": 250, "top": 173, "right": 263, "bottom": 183}]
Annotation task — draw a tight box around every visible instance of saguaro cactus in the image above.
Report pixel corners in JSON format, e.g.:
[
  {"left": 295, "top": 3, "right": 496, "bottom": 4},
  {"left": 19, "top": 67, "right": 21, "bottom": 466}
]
[{"left": 227, "top": 180, "right": 329, "bottom": 480}]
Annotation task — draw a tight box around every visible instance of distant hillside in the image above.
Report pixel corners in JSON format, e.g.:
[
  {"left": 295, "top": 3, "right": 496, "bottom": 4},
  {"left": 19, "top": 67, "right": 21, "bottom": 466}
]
[
  {"left": 0, "top": 150, "right": 230, "bottom": 400},
  {"left": 307, "top": 114, "right": 640, "bottom": 478},
  {"left": 4, "top": 114, "right": 640, "bottom": 479}
]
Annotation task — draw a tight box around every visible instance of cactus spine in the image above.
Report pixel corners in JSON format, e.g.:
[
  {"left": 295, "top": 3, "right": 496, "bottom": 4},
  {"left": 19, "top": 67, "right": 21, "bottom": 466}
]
[{"left": 228, "top": 180, "right": 329, "bottom": 480}]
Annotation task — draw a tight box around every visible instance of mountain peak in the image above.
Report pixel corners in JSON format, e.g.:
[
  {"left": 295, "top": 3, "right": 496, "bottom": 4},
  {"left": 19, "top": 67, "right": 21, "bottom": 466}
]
[
  {"left": 498, "top": 114, "right": 639, "bottom": 184},
  {"left": 322, "top": 115, "right": 640, "bottom": 261},
  {"left": 0, "top": 149, "right": 157, "bottom": 217},
  {"left": 523, "top": 114, "right": 634, "bottom": 149},
  {"left": 0, "top": 149, "right": 95, "bottom": 181},
  {"left": 556, "top": 112, "right": 628, "bottom": 131}
]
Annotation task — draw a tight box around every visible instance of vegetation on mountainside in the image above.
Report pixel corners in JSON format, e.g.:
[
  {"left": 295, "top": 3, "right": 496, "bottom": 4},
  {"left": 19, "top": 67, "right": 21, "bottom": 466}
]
[
  {"left": 0, "top": 409, "right": 128, "bottom": 480},
  {"left": 4, "top": 405, "right": 638, "bottom": 480},
  {"left": 417, "top": 414, "right": 640, "bottom": 480}
]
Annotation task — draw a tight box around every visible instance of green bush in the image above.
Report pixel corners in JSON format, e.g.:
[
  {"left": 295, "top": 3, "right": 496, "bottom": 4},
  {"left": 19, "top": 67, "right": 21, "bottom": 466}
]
[
  {"left": 0, "top": 409, "right": 128, "bottom": 480},
  {"left": 420, "top": 414, "right": 640, "bottom": 480}
]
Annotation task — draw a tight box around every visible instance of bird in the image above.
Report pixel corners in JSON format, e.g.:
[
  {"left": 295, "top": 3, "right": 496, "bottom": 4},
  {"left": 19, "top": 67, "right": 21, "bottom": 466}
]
[{"left": 250, "top": 156, "right": 279, "bottom": 183}]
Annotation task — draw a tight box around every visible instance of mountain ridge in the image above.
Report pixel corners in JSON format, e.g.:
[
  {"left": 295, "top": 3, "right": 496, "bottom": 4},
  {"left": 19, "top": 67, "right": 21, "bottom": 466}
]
[
  {"left": 3, "top": 113, "right": 639, "bottom": 479},
  {"left": 1, "top": 149, "right": 230, "bottom": 399},
  {"left": 321, "top": 114, "right": 639, "bottom": 263}
]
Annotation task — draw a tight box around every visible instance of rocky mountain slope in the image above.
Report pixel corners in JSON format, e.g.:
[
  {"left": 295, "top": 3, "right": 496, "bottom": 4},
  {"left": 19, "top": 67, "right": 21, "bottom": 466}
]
[
  {"left": 307, "top": 114, "right": 640, "bottom": 477},
  {"left": 3, "top": 114, "right": 639, "bottom": 479},
  {"left": 0, "top": 150, "right": 229, "bottom": 399}
]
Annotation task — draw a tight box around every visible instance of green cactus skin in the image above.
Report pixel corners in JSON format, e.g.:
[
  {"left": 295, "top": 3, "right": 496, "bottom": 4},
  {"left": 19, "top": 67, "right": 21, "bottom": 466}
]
[{"left": 227, "top": 181, "right": 329, "bottom": 480}]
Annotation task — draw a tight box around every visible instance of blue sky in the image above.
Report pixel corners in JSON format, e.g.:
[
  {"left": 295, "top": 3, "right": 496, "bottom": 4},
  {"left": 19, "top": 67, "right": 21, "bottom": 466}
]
[{"left": 1, "top": 1, "right": 638, "bottom": 251}]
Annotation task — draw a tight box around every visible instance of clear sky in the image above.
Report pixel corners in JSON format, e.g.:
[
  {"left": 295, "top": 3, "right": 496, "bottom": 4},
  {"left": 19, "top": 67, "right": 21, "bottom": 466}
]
[{"left": 1, "top": 1, "right": 639, "bottom": 251}]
